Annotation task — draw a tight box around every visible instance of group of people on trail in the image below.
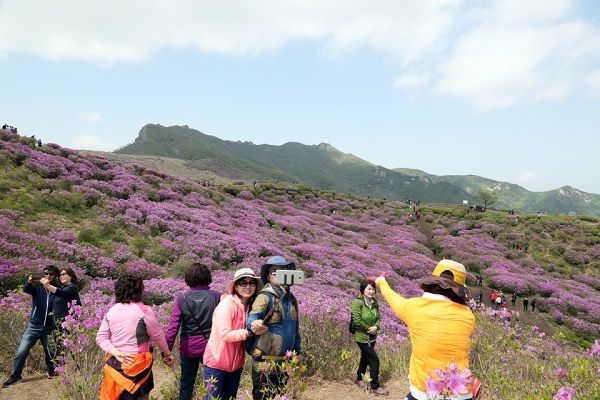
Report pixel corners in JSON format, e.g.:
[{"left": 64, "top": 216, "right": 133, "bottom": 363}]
[
  {"left": 490, "top": 289, "right": 507, "bottom": 310},
  {"left": 523, "top": 297, "right": 537, "bottom": 312},
  {"left": 1, "top": 124, "right": 18, "bottom": 133},
  {"left": 4, "top": 257, "right": 481, "bottom": 400}
]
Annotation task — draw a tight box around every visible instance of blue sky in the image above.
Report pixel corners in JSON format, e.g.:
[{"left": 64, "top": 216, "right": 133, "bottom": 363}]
[{"left": 1, "top": 0, "right": 599, "bottom": 194}]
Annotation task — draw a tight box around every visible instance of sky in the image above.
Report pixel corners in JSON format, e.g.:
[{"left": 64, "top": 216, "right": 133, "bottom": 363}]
[{"left": 1, "top": 0, "right": 599, "bottom": 194}]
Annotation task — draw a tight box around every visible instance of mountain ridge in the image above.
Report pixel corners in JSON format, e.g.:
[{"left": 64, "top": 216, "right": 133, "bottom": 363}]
[{"left": 114, "top": 123, "right": 600, "bottom": 217}]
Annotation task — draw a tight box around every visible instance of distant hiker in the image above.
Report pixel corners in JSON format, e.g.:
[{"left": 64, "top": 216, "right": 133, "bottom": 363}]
[
  {"left": 371, "top": 260, "right": 475, "bottom": 400},
  {"left": 523, "top": 298, "right": 529, "bottom": 311},
  {"left": 530, "top": 298, "right": 537, "bottom": 312},
  {"left": 511, "top": 293, "right": 517, "bottom": 306},
  {"left": 495, "top": 293, "right": 503, "bottom": 310}
]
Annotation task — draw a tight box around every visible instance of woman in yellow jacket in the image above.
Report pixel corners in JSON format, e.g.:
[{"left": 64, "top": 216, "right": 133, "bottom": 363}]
[{"left": 373, "top": 260, "right": 476, "bottom": 400}]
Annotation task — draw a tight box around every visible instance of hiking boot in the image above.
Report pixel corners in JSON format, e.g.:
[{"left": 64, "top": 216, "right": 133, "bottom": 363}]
[
  {"left": 2, "top": 376, "right": 22, "bottom": 388},
  {"left": 372, "top": 387, "right": 389, "bottom": 396},
  {"left": 47, "top": 370, "right": 59, "bottom": 379},
  {"left": 354, "top": 379, "right": 366, "bottom": 388}
]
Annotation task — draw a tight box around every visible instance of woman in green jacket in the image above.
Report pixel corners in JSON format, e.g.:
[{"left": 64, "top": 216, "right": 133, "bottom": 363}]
[{"left": 351, "top": 280, "right": 389, "bottom": 396}]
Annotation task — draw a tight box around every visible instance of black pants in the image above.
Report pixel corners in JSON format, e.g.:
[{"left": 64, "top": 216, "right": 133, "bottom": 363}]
[
  {"left": 251, "top": 366, "right": 287, "bottom": 400},
  {"left": 356, "top": 341, "right": 380, "bottom": 389}
]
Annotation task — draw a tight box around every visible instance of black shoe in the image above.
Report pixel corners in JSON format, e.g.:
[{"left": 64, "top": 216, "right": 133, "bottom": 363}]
[
  {"left": 47, "top": 370, "right": 59, "bottom": 379},
  {"left": 2, "top": 376, "right": 22, "bottom": 388}
]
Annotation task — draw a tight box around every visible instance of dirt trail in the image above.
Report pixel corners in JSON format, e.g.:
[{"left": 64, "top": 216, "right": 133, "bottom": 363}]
[{"left": 415, "top": 216, "right": 556, "bottom": 338}]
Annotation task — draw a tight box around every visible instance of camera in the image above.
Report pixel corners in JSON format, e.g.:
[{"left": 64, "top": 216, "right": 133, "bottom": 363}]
[
  {"left": 274, "top": 270, "right": 305, "bottom": 286},
  {"left": 31, "top": 272, "right": 44, "bottom": 286}
]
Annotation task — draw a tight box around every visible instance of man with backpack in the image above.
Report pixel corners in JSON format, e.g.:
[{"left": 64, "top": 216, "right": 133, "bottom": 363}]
[{"left": 247, "top": 256, "right": 301, "bottom": 400}]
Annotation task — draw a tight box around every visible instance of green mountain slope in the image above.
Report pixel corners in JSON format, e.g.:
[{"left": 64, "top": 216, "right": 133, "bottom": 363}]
[{"left": 116, "top": 124, "right": 600, "bottom": 217}]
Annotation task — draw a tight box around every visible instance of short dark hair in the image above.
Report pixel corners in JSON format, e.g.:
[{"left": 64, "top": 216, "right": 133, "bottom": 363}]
[
  {"left": 44, "top": 265, "right": 60, "bottom": 276},
  {"left": 184, "top": 263, "right": 212, "bottom": 287},
  {"left": 359, "top": 280, "right": 376, "bottom": 295},
  {"left": 115, "top": 273, "right": 144, "bottom": 303},
  {"left": 60, "top": 266, "right": 78, "bottom": 284}
]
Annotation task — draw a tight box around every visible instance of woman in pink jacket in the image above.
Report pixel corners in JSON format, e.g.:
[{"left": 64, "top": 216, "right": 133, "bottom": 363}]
[{"left": 202, "top": 268, "right": 265, "bottom": 400}]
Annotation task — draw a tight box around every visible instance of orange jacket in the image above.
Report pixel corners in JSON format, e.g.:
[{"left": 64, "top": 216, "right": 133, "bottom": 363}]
[{"left": 100, "top": 352, "right": 153, "bottom": 400}]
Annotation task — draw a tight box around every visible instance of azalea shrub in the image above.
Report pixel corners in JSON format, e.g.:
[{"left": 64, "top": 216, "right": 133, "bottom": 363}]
[{"left": 1, "top": 130, "right": 600, "bottom": 399}]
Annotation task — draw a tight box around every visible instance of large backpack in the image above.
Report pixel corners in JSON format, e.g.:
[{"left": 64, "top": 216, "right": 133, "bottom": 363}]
[
  {"left": 242, "top": 290, "right": 298, "bottom": 355},
  {"left": 179, "top": 290, "right": 217, "bottom": 336}
]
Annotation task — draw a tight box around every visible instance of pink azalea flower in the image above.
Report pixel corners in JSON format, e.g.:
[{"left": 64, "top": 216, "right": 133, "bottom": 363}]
[
  {"left": 591, "top": 339, "right": 600, "bottom": 356},
  {"left": 553, "top": 387, "right": 575, "bottom": 400}
]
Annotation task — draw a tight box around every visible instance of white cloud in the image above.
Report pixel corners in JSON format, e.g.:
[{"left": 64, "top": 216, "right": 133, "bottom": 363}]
[
  {"left": 393, "top": 72, "right": 431, "bottom": 88},
  {"left": 517, "top": 172, "right": 543, "bottom": 184},
  {"left": 0, "top": 0, "right": 598, "bottom": 107},
  {"left": 78, "top": 112, "right": 104, "bottom": 124},
  {"left": 69, "top": 135, "right": 116, "bottom": 151}
]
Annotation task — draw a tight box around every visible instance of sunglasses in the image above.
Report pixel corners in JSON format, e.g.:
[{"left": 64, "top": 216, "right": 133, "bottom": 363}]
[
  {"left": 60, "top": 272, "right": 69, "bottom": 276},
  {"left": 44, "top": 272, "right": 56, "bottom": 276},
  {"left": 236, "top": 279, "right": 257, "bottom": 287}
]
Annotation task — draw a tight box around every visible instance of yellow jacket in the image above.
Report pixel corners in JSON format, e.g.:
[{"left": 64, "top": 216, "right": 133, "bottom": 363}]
[{"left": 378, "top": 279, "right": 475, "bottom": 394}]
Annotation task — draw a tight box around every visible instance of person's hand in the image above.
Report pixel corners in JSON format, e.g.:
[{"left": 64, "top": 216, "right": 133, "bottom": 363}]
[
  {"left": 113, "top": 349, "right": 134, "bottom": 365},
  {"left": 367, "top": 272, "right": 386, "bottom": 284},
  {"left": 40, "top": 277, "right": 50, "bottom": 287},
  {"left": 251, "top": 320, "right": 268, "bottom": 335},
  {"left": 367, "top": 326, "right": 378, "bottom": 335},
  {"left": 162, "top": 353, "right": 176, "bottom": 369},
  {"left": 28, "top": 275, "right": 33, "bottom": 284}
]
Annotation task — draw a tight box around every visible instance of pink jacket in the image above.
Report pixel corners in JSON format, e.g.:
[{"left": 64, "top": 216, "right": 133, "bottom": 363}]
[
  {"left": 203, "top": 294, "right": 250, "bottom": 372},
  {"left": 96, "top": 302, "right": 170, "bottom": 355}
]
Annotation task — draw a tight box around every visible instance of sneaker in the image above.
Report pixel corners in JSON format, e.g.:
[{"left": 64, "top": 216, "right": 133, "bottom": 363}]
[
  {"left": 47, "top": 370, "right": 59, "bottom": 379},
  {"left": 354, "top": 379, "right": 366, "bottom": 388},
  {"left": 371, "top": 387, "right": 389, "bottom": 396},
  {"left": 2, "top": 376, "right": 22, "bottom": 388}
]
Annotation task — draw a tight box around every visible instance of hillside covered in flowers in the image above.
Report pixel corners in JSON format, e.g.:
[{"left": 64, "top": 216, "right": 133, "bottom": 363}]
[{"left": 1, "top": 128, "right": 599, "bottom": 399}]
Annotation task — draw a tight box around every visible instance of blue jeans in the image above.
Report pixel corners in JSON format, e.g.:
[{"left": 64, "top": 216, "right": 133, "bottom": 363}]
[
  {"left": 179, "top": 354, "right": 202, "bottom": 400},
  {"left": 11, "top": 323, "right": 54, "bottom": 378},
  {"left": 203, "top": 365, "right": 243, "bottom": 400}
]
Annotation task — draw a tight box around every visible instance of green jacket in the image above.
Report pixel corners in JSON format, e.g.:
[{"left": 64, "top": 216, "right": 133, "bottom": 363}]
[{"left": 351, "top": 295, "right": 380, "bottom": 343}]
